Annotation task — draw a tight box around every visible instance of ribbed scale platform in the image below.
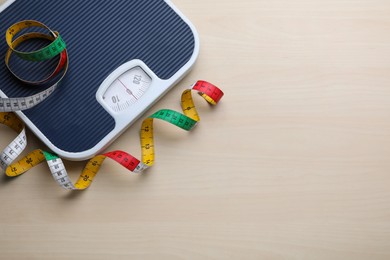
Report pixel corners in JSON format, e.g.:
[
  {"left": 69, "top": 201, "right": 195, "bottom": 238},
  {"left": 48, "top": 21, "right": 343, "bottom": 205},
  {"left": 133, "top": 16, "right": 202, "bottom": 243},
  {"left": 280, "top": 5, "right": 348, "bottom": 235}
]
[{"left": 0, "top": 0, "right": 195, "bottom": 152}]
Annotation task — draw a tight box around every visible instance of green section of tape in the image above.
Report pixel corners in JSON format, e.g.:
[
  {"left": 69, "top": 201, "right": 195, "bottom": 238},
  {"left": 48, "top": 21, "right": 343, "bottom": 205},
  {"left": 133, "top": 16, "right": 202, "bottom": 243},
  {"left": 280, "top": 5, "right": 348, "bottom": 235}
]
[
  {"left": 42, "top": 150, "right": 59, "bottom": 161},
  {"left": 150, "top": 109, "right": 197, "bottom": 131},
  {"left": 15, "top": 34, "right": 66, "bottom": 62}
]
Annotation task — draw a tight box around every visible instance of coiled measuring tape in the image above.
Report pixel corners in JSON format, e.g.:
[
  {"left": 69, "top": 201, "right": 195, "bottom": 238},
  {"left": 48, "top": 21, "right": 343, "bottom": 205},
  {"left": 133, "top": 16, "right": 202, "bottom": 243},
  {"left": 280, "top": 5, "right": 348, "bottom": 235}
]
[
  {"left": 0, "top": 20, "right": 224, "bottom": 190},
  {"left": 1, "top": 20, "right": 68, "bottom": 111}
]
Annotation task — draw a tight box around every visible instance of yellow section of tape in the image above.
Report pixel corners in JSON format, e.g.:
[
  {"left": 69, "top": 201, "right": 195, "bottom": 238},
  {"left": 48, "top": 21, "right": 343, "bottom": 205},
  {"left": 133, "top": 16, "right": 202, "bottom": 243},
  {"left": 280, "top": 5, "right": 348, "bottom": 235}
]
[
  {"left": 0, "top": 112, "right": 23, "bottom": 132},
  {"left": 74, "top": 155, "right": 106, "bottom": 190},
  {"left": 5, "top": 149, "right": 45, "bottom": 177},
  {"left": 140, "top": 118, "right": 155, "bottom": 166}
]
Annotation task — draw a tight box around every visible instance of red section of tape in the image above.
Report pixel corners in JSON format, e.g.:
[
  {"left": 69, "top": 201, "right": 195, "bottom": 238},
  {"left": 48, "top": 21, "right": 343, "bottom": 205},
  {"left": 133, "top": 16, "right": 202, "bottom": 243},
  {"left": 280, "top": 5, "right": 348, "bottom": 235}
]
[
  {"left": 193, "top": 80, "right": 224, "bottom": 104},
  {"left": 104, "top": 150, "right": 140, "bottom": 172},
  {"left": 51, "top": 50, "right": 68, "bottom": 78}
]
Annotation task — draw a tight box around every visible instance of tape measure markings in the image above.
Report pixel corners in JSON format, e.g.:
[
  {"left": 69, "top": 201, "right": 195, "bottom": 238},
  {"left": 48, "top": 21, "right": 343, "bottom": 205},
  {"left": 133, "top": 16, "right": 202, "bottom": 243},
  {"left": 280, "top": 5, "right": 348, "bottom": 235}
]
[
  {"left": 0, "top": 112, "right": 27, "bottom": 171},
  {"left": 0, "top": 130, "right": 26, "bottom": 171},
  {"left": 6, "top": 20, "right": 66, "bottom": 62},
  {"left": 0, "top": 83, "right": 58, "bottom": 112},
  {"left": 5, "top": 149, "right": 45, "bottom": 177}
]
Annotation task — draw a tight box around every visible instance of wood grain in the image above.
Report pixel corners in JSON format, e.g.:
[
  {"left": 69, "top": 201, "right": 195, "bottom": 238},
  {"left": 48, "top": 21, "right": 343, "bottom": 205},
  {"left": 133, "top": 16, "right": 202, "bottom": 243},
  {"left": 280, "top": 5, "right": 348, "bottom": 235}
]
[{"left": 1, "top": 0, "right": 390, "bottom": 259}]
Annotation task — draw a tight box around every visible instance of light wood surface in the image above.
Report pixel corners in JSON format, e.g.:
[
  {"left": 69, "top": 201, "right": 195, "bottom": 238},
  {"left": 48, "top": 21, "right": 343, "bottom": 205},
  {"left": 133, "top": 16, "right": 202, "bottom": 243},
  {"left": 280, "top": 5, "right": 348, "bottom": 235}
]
[{"left": 1, "top": 0, "right": 390, "bottom": 259}]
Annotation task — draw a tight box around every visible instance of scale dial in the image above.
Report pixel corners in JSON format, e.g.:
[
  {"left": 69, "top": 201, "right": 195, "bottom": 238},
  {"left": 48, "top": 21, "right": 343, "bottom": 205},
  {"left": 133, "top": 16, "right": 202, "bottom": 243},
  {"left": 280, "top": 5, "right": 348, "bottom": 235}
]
[{"left": 103, "top": 66, "right": 152, "bottom": 112}]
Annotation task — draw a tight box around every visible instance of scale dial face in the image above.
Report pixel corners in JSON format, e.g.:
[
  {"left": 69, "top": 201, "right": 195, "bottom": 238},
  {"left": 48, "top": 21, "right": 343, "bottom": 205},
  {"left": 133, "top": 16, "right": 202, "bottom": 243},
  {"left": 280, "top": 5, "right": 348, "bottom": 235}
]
[{"left": 103, "top": 66, "right": 152, "bottom": 112}]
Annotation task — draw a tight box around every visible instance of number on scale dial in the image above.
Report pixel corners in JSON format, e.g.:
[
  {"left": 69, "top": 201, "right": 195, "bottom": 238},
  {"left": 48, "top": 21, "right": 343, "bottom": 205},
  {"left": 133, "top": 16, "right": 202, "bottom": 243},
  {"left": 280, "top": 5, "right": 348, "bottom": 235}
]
[{"left": 103, "top": 66, "right": 152, "bottom": 112}]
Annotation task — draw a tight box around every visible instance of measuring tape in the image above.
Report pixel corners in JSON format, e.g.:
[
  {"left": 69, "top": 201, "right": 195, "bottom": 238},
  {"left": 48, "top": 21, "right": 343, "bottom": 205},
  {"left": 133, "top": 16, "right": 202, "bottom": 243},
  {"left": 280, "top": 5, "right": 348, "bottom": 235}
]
[
  {"left": 0, "top": 21, "right": 224, "bottom": 190},
  {"left": 1, "top": 20, "right": 68, "bottom": 111}
]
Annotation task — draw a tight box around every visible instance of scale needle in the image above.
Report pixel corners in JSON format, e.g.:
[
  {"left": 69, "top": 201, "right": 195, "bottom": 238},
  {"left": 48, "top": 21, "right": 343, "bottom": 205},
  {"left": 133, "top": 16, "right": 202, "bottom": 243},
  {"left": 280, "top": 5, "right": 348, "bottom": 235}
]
[{"left": 118, "top": 79, "right": 138, "bottom": 100}]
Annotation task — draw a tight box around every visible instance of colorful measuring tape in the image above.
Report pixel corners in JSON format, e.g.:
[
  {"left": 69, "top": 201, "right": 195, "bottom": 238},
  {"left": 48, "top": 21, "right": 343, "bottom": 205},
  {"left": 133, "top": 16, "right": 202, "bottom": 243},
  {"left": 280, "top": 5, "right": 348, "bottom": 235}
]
[
  {"left": 0, "top": 20, "right": 224, "bottom": 190},
  {"left": 1, "top": 20, "right": 68, "bottom": 111}
]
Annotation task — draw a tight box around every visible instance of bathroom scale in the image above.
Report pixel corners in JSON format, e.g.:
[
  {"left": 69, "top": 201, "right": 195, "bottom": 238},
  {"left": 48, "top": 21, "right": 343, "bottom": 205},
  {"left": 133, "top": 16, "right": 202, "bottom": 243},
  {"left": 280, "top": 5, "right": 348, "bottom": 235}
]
[{"left": 0, "top": 0, "right": 199, "bottom": 160}]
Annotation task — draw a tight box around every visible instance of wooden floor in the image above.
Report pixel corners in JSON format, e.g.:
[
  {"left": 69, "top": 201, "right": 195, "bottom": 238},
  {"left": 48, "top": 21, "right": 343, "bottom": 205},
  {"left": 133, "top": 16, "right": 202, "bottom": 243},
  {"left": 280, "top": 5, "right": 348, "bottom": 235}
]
[{"left": 1, "top": 0, "right": 390, "bottom": 259}]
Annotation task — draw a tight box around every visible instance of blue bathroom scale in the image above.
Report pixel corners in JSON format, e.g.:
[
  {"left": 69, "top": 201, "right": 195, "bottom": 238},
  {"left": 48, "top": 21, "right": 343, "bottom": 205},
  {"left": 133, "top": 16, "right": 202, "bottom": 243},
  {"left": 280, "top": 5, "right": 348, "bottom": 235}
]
[{"left": 0, "top": 0, "right": 199, "bottom": 160}]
